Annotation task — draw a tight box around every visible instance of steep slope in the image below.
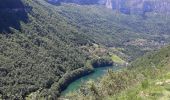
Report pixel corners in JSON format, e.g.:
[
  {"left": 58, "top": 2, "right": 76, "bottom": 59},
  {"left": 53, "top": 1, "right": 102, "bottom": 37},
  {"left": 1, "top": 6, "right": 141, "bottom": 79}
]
[
  {"left": 64, "top": 45, "right": 170, "bottom": 100},
  {"left": 0, "top": 0, "right": 92, "bottom": 99},
  {"left": 0, "top": 0, "right": 29, "bottom": 32},
  {"left": 33, "top": 1, "right": 170, "bottom": 61},
  {"left": 1, "top": 0, "right": 170, "bottom": 99},
  {"left": 111, "top": 45, "right": 170, "bottom": 100},
  {"left": 47, "top": 0, "right": 170, "bottom": 15},
  {"left": 130, "top": 46, "right": 170, "bottom": 69},
  {"left": 56, "top": 3, "right": 170, "bottom": 59}
]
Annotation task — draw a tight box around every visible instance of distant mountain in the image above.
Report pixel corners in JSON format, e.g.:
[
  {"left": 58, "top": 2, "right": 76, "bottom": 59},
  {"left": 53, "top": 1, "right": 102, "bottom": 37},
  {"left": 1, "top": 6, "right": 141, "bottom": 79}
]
[
  {"left": 117, "top": 0, "right": 170, "bottom": 15},
  {"left": 47, "top": 0, "right": 101, "bottom": 5},
  {"left": 1, "top": 0, "right": 170, "bottom": 99},
  {"left": 47, "top": 0, "right": 170, "bottom": 15}
]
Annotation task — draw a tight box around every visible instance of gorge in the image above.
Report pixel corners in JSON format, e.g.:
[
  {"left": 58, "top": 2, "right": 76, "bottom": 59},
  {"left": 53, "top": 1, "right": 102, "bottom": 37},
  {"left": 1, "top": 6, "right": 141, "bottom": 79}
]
[{"left": 1, "top": 0, "right": 170, "bottom": 99}]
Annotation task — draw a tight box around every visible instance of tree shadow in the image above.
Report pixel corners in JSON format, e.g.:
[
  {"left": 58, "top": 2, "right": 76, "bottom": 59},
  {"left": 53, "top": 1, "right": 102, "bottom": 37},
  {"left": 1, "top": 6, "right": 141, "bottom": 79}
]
[{"left": 0, "top": 0, "right": 29, "bottom": 33}]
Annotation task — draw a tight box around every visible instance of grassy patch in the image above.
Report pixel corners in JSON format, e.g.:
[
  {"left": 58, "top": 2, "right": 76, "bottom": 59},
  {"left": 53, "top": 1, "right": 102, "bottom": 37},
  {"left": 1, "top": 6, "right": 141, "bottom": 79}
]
[{"left": 111, "top": 54, "right": 125, "bottom": 64}]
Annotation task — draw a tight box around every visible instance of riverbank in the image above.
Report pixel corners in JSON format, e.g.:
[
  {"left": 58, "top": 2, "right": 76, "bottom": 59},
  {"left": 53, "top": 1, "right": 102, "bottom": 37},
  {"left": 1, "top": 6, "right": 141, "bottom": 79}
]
[
  {"left": 55, "top": 58, "right": 124, "bottom": 98},
  {"left": 61, "top": 45, "right": 170, "bottom": 100},
  {"left": 52, "top": 67, "right": 94, "bottom": 96},
  {"left": 61, "top": 66, "right": 121, "bottom": 96},
  {"left": 26, "top": 58, "right": 123, "bottom": 99},
  {"left": 26, "top": 67, "right": 94, "bottom": 99}
]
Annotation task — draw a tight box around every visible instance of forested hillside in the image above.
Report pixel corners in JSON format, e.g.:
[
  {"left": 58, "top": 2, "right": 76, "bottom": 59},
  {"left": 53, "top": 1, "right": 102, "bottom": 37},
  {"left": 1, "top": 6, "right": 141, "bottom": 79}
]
[
  {"left": 0, "top": 0, "right": 91, "bottom": 99},
  {"left": 52, "top": 3, "right": 170, "bottom": 59},
  {"left": 65, "top": 45, "right": 170, "bottom": 100},
  {"left": 47, "top": 0, "right": 170, "bottom": 15},
  {"left": 0, "top": 0, "right": 170, "bottom": 99}
]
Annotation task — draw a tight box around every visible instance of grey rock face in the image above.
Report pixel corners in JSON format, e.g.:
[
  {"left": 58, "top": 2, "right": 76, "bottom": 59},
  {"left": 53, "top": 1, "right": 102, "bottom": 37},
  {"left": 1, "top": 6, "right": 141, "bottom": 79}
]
[{"left": 47, "top": 0, "right": 170, "bottom": 15}]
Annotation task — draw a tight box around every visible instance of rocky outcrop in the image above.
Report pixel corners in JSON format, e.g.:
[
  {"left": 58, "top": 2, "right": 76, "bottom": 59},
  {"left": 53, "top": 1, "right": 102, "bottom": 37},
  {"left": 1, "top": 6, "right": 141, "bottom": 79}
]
[
  {"left": 47, "top": 0, "right": 170, "bottom": 15},
  {"left": 106, "top": 0, "right": 113, "bottom": 9}
]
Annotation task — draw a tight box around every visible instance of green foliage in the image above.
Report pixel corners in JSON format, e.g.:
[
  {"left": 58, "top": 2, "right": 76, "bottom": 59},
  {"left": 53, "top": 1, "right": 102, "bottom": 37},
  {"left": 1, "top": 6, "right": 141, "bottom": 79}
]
[
  {"left": 130, "top": 46, "right": 170, "bottom": 69},
  {"left": 111, "top": 54, "right": 125, "bottom": 64},
  {"left": 91, "top": 57, "right": 113, "bottom": 68},
  {"left": 1, "top": 0, "right": 170, "bottom": 99},
  {"left": 66, "top": 45, "right": 170, "bottom": 100},
  {"left": 141, "top": 80, "right": 149, "bottom": 89},
  {"left": 0, "top": 0, "right": 90, "bottom": 99}
]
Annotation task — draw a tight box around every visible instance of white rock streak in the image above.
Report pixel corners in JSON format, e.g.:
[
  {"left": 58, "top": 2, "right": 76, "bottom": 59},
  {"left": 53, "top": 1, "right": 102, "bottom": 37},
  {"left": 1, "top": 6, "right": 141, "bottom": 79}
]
[{"left": 106, "top": 0, "right": 112, "bottom": 9}]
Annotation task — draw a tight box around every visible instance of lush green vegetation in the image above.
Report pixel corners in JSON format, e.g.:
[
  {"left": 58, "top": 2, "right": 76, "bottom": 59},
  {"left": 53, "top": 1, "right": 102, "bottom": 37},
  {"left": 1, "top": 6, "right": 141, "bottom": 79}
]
[
  {"left": 1, "top": 0, "right": 170, "bottom": 99},
  {"left": 0, "top": 0, "right": 90, "bottom": 99},
  {"left": 108, "top": 72, "right": 170, "bottom": 100},
  {"left": 111, "top": 54, "right": 125, "bottom": 64},
  {"left": 57, "top": 4, "right": 170, "bottom": 59},
  {"left": 91, "top": 57, "right": 113, "bottom": 68},
  {"left": 64, "top": 45, "right": 170, "bottom": 100}
]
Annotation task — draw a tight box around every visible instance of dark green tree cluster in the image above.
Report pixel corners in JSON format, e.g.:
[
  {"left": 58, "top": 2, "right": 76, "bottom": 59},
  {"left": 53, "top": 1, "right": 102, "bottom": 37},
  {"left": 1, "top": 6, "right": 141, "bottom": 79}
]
[
  {"left": 1, "top": 0, "right": 170, "bottom": 99},
  {"left": 91, "top": 57, "right": 113, "bottom": 68},
  {"left": 0, "top": 0, "right": 91, "bottom": 99}
]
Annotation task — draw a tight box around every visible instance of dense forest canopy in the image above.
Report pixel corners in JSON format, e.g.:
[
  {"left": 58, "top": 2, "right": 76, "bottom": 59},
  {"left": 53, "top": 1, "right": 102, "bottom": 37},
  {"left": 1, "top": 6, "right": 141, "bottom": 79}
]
[{"left": 0, "top": 0, "right": 170, "bottom": 99}]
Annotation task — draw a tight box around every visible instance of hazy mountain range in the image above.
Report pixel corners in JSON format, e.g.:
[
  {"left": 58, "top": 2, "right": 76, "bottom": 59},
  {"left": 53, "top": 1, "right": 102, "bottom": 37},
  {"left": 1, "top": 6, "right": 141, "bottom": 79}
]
[
  {"left": 1, "top": 0, "right": 170, "bottom": 99},
  {"left": 48, "top": 0, "right": 170, "bottom": 15}
]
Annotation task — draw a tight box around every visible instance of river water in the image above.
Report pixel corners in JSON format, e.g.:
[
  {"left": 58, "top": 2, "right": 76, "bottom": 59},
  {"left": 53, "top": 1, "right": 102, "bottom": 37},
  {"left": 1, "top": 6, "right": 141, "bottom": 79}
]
[{"left": 61, "top": 66, "right": 120, "bottom": 95}]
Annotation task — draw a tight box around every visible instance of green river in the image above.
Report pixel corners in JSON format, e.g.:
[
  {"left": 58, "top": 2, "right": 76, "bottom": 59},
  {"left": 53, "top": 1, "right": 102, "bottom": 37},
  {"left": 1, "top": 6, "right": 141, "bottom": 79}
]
[{"left": 61, "top": 66, "right": 120, "bottom": 95}]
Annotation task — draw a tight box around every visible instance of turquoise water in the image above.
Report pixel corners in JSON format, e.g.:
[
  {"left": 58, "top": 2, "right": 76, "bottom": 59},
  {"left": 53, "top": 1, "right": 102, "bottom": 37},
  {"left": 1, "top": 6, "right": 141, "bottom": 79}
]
[{"left": 61, "top": 66, "right": 120, "bottom": 95}]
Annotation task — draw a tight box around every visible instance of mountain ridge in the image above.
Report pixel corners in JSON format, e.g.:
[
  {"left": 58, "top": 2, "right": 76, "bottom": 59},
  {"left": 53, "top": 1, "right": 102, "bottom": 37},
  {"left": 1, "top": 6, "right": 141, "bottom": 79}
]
[
  {"left": 0, "top": 0, "right": 170, "bottom": 99},
  {"left": 47, "top": 0, "right": 170, "bottom": 15}
]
